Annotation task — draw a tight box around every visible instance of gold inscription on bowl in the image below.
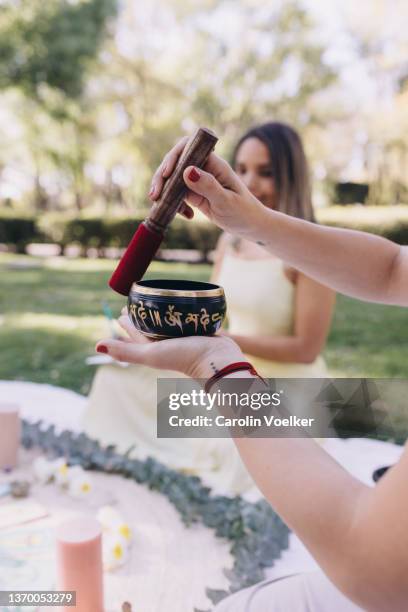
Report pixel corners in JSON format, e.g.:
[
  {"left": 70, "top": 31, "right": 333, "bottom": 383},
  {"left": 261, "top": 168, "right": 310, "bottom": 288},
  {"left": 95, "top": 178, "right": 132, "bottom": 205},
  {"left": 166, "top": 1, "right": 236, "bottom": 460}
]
[
  {"left": 164, "top": 304, "right": 183, "bottom": 330},
  {"left": 129, "top": 301, "right": 223, "bottom": 334}
]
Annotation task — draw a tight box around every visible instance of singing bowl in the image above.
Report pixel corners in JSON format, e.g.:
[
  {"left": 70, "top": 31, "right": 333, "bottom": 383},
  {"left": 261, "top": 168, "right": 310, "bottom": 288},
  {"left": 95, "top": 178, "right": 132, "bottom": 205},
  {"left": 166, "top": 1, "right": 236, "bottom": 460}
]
[{"left": 128, "top": 279, "right": 226, "bottom": 339}]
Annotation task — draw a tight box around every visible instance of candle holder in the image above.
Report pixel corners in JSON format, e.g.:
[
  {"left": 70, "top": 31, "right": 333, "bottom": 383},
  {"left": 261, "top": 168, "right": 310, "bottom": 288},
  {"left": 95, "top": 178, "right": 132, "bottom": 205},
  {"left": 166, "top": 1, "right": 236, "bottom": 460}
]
[
  {"left": 0, "top": 404, "right": 21, "bottom": 470},
  {"left": 56, "top": 516, "right": 104, "bottom": 612}
]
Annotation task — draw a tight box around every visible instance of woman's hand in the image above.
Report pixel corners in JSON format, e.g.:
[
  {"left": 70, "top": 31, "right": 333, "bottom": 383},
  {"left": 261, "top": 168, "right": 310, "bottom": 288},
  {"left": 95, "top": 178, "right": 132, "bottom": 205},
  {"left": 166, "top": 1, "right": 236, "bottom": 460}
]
[
  {"left": 95, "top": 309, "right": 244, "bottom": 379},
  {"left": 149, "top": 137, "right": 265, "bottom": 240}
]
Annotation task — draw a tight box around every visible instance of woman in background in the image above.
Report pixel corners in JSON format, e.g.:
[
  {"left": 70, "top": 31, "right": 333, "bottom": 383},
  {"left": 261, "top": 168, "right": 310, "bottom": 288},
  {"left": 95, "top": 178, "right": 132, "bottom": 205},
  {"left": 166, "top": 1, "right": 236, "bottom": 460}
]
[
  {"left": 83, "top": 122, "right": 335, "bottom": 495},
  {"left": 212, "top": 122, "right": 335, "bottom": 377}
]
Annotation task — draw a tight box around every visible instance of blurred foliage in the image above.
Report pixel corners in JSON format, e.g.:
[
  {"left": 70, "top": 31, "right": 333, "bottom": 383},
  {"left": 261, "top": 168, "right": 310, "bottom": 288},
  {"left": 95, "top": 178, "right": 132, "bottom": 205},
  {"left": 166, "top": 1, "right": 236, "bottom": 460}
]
[
  {"left": 0, "top": 214, "right": 40, "bottom": 252},
  {"left": 317, "top": 205, "right": 408, "bottom": 245},
  {"left": 0, "top": 212, "right": 221, "bottom": 260},
  {"left": 0, "top": 0, "right": 117, "bottom": 98},
  {"left": 2, "top": 206, "right": 407, "bottom": 261},
  {"left": 0, "top": 0, "right": 406, "bottom": 214},
  {"left": 333, "top": 182, "right": 369, "bottom": 205},
  {"left": 323, "top": 0, "right": 408, "bottom": 206},
  {"left": 0, "top": 0, "right": 118, "bottom": 212},
  {"left": 0, "top": 0, "right": 336, "bottom": 213}
]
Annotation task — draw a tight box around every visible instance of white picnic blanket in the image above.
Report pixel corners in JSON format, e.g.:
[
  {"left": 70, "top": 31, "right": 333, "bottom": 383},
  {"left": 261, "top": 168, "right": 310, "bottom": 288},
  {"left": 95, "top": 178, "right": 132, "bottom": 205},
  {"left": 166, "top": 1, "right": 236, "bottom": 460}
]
[{"left": 0, "top": 381, "right": 404, "bottom": 610}]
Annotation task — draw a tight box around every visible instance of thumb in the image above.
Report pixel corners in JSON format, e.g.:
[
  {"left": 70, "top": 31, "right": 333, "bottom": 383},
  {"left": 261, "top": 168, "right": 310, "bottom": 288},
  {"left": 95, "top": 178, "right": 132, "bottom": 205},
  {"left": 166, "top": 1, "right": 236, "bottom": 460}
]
[
  {"left": 95, "top": 339, "right": 147, "bottom": 365},
  {"left": 95, "top": 337, "right": 179, "bottom": 372}
]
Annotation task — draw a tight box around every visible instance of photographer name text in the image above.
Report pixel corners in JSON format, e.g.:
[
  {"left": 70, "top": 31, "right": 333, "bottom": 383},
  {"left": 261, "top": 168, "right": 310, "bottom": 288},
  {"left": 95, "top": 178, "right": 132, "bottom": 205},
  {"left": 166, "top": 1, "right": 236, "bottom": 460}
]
[{"left": 168, "top": 414, "right": 315, "bottom": 428}]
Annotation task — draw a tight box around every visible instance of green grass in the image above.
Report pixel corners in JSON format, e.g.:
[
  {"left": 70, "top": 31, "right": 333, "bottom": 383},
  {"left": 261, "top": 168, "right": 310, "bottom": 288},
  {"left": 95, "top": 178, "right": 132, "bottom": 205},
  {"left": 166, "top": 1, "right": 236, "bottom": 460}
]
[
  {"left": 326, "top": 294, "right": 408, "bottom": 378},
  {"left": 0, "top": 254, "right": 210, "bottom": 394},
  {"left": 0, "top": 252, "right": 407, "bottom": 388}
]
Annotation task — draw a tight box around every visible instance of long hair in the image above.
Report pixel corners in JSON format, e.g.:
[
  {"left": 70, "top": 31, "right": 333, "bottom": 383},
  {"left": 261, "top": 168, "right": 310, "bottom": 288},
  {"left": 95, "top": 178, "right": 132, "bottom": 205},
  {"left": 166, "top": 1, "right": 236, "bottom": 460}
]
[{"left": 231, "top": 122, "right": 315, "bottom": 222}]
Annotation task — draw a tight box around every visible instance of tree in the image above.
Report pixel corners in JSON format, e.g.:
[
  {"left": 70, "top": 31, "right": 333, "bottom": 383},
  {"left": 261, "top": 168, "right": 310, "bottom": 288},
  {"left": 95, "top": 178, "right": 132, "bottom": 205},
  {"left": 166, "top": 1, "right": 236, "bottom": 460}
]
[
  {"left": 0, "top": 0, "right": 117, "bottom": 212},
  {"left": 0, "top": 0, "right": 117, "bottom": 99},
  {"left": 329, "top": 0, "right": 408, "bottom": 205},
  {"left": 0, "top": 0, "right": 338, "bottom": 213},
  {"left": 88, "top": 0, "right": 336, "bottom": 208}
]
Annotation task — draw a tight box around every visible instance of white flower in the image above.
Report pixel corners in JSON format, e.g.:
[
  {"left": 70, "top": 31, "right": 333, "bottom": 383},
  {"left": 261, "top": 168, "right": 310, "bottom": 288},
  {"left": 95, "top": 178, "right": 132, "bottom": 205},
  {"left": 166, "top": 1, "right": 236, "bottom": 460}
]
[
  {"left": 97, "top": 507, "right": 133, "bottom": 571},
  {"left": 68, "top": 472, "right": 93, "bottom": 498},
  {"left": 102, "top": 534, "right": 129, "bottom": 571},
  {"left": 33, "top": 456, "right": 55, "bottom": 484},
  {"left": 116, "top": 522, "right": 132, "bottom": 543},
  {"left": 32, "top": 458, "right": 93, "bottom": 497},
  {"left": 97, "top": 506, "right": 133, "bottom": 543}
]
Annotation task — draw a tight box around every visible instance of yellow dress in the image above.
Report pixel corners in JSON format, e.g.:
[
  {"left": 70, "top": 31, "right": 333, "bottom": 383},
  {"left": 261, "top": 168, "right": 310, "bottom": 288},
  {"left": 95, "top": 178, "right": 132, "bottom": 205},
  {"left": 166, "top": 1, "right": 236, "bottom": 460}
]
[
  {"left": 217, "top": 254, "right": 327, "bottom": 377},
  {"left": 82, "top": 253, "right": 327, "bottom": 495}
]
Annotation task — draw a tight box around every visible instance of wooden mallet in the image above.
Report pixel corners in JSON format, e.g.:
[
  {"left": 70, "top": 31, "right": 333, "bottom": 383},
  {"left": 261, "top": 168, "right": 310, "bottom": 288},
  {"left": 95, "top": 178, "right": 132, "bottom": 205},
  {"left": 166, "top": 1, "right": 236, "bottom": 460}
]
[{"left": 109, "top": 127, "right": 218, "bottom": 296}]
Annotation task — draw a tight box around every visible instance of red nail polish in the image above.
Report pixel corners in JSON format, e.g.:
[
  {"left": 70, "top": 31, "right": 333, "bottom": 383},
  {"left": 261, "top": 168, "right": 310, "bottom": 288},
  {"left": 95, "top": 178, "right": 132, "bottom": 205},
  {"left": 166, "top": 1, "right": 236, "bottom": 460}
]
[
  {"left": 188, "top": 167, "right": 200, "bottom": 182},
  {"left": 97, "top": 345, "right": 108, "bottom": 354}
]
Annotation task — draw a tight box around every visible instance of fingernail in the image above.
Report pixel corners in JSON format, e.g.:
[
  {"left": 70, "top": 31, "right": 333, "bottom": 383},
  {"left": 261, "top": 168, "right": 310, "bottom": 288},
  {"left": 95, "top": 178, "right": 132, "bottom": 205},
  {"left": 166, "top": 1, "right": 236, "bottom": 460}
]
[
  {"left": 188, "top": 167, "right": 200, "bottom": 182},
  {"left": 148, "top": 184, "right": 155, "bottom": 198},
  {"left": 185, "top": 208, "right": 194, "bottom": 219},
  {"left": 96, "top": 344, "right": 108, "bottom": 354},
  {"left": 162, "top": 162, "right": 168, "bottom": 175}
]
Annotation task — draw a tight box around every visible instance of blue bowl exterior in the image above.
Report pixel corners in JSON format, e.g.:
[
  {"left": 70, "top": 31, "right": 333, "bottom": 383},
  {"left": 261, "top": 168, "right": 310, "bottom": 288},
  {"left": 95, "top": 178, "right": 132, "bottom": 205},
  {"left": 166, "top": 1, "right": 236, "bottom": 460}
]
[{"left": 128, "top": 288, "right": 226, "bottom": 339}]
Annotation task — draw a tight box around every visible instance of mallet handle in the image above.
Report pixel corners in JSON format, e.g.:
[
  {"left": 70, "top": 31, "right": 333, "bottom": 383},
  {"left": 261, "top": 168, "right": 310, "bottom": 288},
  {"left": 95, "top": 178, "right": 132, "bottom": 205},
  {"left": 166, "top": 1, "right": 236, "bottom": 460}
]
[{"left": 145, "top": 127, "right": 218, "bottom": 234}]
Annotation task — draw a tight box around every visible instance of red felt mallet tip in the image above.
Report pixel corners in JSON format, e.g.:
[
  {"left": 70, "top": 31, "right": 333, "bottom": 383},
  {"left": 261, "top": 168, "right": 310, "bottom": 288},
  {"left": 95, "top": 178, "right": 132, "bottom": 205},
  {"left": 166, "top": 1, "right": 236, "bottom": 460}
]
[{"left": 108, "top": 223, "right": 163, "bottom": 296}]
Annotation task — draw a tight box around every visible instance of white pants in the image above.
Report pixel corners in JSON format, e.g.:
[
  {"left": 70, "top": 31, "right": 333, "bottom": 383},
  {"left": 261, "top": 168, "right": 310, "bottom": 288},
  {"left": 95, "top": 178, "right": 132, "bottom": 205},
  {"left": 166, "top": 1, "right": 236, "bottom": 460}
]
[{"left": 214, "top": 571, "right": 364, "bottom": 611}]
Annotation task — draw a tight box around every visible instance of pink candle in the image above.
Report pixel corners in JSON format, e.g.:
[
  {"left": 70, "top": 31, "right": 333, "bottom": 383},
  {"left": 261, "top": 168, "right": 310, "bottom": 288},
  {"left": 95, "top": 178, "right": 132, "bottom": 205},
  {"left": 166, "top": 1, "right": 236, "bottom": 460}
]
[
  {"left": 56, "top": 516, "right": 104, "bottom": 612},
  {"left": 0, "top": 404, "right": 20, "bottom": 470}
]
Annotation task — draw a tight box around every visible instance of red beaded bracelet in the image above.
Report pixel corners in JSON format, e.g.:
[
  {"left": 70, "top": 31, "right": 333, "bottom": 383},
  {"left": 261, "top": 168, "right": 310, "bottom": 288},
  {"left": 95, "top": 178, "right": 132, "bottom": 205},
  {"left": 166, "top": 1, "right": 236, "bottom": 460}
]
[{"left": 204, "top": 361, "right": 266, "bottom": 393}]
